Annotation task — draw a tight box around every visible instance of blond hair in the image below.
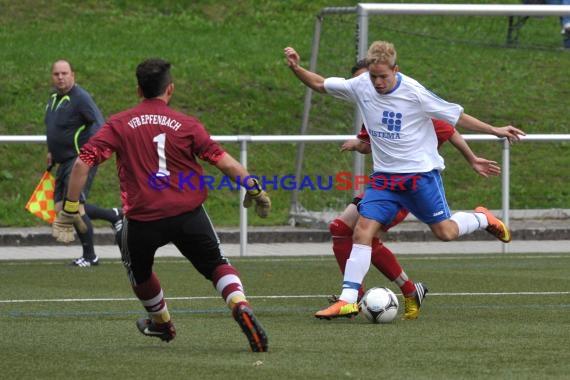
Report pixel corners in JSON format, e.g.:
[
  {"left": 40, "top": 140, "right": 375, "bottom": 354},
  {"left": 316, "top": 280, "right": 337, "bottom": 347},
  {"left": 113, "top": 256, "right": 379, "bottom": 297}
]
[{"left": 366, "top": 41, "right": 397, "bottom": 68}]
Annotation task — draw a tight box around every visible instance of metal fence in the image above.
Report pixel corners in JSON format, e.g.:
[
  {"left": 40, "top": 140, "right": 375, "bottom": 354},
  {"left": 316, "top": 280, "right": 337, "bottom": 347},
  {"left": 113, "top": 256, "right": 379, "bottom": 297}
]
[{"left": 2, "top": 133, "right": 569, "bottom": 255}]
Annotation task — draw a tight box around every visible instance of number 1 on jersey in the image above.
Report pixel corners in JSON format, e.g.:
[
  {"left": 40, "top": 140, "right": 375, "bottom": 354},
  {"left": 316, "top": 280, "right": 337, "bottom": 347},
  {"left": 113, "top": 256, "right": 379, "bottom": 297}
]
[{"left": 153, "top": 133, "right": 170, "bottom": 176}]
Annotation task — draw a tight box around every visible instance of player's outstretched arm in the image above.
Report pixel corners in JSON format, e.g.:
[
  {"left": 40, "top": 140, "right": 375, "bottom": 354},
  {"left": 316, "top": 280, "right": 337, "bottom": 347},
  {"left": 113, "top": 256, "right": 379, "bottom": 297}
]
[
  {"left": 448, "top": 131, "right": 500, "bottom": 178},
  {"left": 340, "top": 139, "right": 371, "bottom": 154},
  {"left": 214, "top": 153, "right": 271, "bottom": 218},
  {"left": 456, "top": 113, "right": 525, "bottom": 144},
  {"left": 284, "top": 46, "right": 327, "bottom": 93},
  {"left": 493, "top": 125, "right": 526, "bottom": 144}
]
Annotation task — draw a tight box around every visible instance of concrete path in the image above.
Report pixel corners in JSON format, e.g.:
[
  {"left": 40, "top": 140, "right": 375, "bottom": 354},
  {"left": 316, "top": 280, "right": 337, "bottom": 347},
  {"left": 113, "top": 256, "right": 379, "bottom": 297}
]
[
  {"left": 1, "top": 240, "right": 568, "bottom": 261},
  {"left": 1, "top": 208, "right": 568, "bottom": 260}
]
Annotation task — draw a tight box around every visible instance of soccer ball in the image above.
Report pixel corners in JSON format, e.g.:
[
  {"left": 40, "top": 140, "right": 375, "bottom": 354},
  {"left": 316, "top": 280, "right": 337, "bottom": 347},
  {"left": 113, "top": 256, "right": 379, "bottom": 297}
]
[{"left": 359, "top": 287, "right": 399, "bottom": 324}]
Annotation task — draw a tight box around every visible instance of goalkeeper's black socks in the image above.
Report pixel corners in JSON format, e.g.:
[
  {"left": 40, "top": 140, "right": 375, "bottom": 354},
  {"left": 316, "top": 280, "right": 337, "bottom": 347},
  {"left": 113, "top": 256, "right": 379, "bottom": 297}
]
[
  {"left": 85, "top": 203, "right": 121, "bottom": 224},
  {"left": 76, "top": 214, "right": 96, "bottom": 261}
]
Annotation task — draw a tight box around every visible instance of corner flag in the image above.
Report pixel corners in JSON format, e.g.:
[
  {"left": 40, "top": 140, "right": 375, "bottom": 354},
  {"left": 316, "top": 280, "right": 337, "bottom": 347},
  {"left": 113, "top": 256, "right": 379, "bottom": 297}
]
[{"left": 25, "top": 170, "right": 56, "bottom": 224}]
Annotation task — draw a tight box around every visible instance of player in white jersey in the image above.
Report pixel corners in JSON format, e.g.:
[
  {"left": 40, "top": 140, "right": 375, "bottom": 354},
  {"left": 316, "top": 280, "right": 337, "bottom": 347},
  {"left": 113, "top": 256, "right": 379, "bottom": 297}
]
[{"left": 284, "top": 41, "right": 526, "bottom": 320}]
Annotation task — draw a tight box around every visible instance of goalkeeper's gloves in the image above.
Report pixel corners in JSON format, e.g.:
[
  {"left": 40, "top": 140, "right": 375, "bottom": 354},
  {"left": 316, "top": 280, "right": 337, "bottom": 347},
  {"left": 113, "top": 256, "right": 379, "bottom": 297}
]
[
  {"left": 52, "top": 199, "right": 88, "bottom": 243},
  {"left": 243, "top": 178, "right": 271, "bottom": 218}
]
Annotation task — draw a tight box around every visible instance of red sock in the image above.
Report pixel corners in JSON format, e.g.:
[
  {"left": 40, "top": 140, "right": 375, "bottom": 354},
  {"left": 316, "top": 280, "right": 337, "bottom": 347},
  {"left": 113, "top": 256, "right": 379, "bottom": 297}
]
[
  {"left": 133, "top": 272, "right": 161, "bottom": 301},
  {"left": 329, "top": 218, "right": 365, "bottom": 299},
  {"left": 370, "top": 238, "right": 415, "bottom": 296},
  {"left": 132, "top": 272, "right": 168, "bottom": 316},
  {"left": 329, "top": 218, "right": 353, "bottom": 273}
]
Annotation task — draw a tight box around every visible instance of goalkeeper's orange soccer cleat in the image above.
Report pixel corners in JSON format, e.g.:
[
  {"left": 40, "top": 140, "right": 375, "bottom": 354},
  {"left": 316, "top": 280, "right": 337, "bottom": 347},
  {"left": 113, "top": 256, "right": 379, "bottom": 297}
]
[{"left": 233, "top": 301, "right": 268, "bottom": 352}]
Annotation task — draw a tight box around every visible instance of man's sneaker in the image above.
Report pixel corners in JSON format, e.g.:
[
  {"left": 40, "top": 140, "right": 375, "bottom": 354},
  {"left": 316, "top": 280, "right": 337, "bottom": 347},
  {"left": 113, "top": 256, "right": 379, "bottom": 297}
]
[
  {"left": 474, "top": 206, "right": 512, "bottom": 243},
  {"left": 403, "top": 282, "right": 429, "bottom": 320},
  {"left": 561, "top": 22, "right": 570, "bottom": 36},
  {"left": 315, "top": 300, "right": 359, "bottom": 320},
  {"left": 232, "top": 302, "right": 268, "bottom": 352},
  {"left": 70, "top": 256, "right": 99, "bottom": 267},
  {"left": 136, "top": 318, "right": 176, "bottom": 342}
]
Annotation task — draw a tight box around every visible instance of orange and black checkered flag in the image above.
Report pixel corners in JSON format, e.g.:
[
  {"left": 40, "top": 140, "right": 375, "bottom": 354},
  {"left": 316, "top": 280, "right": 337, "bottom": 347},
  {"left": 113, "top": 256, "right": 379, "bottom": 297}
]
[{"left": 25, "top": 170, "right": 56, "bottom": 224}]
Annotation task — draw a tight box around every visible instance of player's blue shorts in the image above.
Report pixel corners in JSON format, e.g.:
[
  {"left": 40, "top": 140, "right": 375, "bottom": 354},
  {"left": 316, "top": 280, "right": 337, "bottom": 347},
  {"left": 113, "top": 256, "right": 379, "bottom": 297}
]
[{"left": 358, "top": 169, "right": 451, "bottom": 225}]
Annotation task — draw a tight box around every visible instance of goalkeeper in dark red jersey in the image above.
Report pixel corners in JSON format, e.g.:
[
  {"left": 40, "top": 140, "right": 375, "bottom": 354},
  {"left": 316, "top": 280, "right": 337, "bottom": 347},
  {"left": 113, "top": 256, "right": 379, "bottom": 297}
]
[{"left": 52, "top": 58, "right": 270, "bottom": 352}]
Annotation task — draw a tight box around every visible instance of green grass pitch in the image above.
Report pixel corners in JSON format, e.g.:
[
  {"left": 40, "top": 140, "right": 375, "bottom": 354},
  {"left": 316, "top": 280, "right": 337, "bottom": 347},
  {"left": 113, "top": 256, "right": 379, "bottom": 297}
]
[{"left": 1, "top": 252, "right": 569, "bottom": 379}]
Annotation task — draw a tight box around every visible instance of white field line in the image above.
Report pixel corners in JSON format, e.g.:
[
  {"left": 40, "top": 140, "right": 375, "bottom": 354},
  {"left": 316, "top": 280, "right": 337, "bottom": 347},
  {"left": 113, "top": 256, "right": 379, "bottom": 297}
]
[{"left": 1, "top": 291, "right": 569, "bottom": 304}]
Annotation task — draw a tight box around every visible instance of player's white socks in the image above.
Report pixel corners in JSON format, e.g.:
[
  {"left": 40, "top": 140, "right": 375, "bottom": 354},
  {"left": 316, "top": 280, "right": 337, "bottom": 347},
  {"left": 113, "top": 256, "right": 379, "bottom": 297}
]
[
  {"left": 450, "top": 211, "right": 489, "bottom": 236},
  {"left": 340, "top": 244, "right": 372, "bottom": 303}
]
